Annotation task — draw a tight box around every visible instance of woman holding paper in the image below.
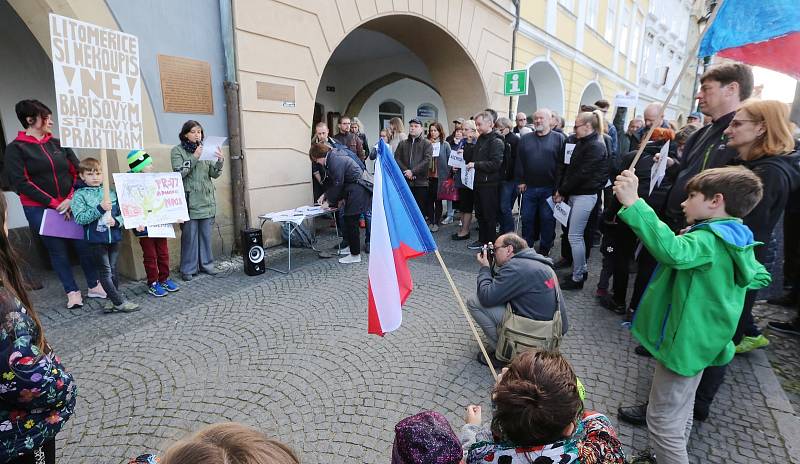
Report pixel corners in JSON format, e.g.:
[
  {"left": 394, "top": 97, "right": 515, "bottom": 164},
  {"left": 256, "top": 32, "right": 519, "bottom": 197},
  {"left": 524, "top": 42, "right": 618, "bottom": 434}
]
[
  {"left": 171, "top": 120, "right": 224, "bottom": 281},
  {"left": 4, "top": 99, "right": 103, "bottom": 309}
]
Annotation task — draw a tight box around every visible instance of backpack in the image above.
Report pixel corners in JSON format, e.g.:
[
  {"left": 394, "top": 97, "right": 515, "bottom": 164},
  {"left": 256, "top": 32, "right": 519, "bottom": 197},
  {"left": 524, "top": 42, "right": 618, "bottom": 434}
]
[{"left": 280, "top": 222, "right": 314, "bottom": 248}]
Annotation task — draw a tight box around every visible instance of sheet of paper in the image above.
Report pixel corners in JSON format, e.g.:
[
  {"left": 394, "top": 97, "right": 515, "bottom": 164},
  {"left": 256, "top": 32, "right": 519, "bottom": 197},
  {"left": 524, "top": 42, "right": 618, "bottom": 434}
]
[
  {"left": 461, "top": 166, "right": 475, "bottom": 190},
  {"left": 448, "top": 151, "right": 465, "bottom": 168},
  {"left": 614, "top": 92, "right": 638, "bottom": 108},
  {"left": 546, "top": 197, "right": 571, "bottom": 227},
  {"left": 649, "top": 141, "right": 670, "bottom": 195},
  {"left": 147, "top": 224, "right": 176, "bottom": 238},
  {"left": 564, "top": 143, "right": 576, "bottom": 165},
  {"left": 199, "top": 136, "right": 227, "bottom": 161}
]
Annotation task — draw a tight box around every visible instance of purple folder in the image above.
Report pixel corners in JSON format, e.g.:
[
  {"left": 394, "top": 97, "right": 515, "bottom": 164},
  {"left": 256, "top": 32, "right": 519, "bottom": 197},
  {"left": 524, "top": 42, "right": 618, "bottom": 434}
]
[{"left": 39, "top": 209, "right": 85, "bottom": 240}]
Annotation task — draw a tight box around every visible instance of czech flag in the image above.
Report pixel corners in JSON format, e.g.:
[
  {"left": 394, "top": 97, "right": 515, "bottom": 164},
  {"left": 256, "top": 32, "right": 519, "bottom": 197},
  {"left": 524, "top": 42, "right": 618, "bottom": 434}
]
[
  {"left": 698, "top": 0, "right": 800, "bottom": 79},
  {"left": 368, "top": 140, "right": 437, "bottom": 335}
]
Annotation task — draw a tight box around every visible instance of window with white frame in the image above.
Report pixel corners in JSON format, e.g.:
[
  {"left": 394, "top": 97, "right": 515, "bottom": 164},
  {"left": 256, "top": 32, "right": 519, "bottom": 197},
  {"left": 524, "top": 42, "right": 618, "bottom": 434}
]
[
  {"left": 586, "top": 0, "right": 599, "bottom": 30},
  {"left": 620, "top": 7, "right": 630, "bottom": 55},
  {"left": 630, "top": 15, "right": 642, "bottom": 61},
  {"left": 604, "top": 0, "right": 617, "bottom": 42},
  {"left": 558, "top": 0, "right": 575, "bottom": 12}
]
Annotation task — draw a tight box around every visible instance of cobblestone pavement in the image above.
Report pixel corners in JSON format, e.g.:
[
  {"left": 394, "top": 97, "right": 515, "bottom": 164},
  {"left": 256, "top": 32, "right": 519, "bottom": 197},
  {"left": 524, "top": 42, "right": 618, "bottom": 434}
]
[{"left": 25, "top": 221, "right": 800, "bottom": 463}]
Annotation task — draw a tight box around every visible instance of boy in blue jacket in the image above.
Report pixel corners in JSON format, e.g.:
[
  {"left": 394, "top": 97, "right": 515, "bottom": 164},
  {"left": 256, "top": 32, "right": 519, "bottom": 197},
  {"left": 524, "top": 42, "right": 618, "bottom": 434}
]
[{"left": 71, "top": 158, "right": 140, "bottom": 313}]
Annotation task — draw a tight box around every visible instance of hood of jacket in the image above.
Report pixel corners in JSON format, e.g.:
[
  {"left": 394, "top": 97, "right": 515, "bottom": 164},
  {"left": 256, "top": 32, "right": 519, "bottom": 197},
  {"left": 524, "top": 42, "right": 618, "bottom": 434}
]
[
  {"left": 739, "top": 151, "right": 800, "bottom": 192},
  {"left": 14, "top": 131, "right": 53, "bottom": 145},
  {"left": 690, "top": 218, "right": 767, "bottom": 288}
]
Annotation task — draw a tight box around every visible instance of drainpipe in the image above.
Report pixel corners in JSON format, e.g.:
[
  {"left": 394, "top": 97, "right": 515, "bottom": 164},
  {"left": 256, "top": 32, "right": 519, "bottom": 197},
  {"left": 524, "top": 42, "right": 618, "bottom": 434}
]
[
  {"left": 508, "top": 0, "right": 521, "bottom": 118},
  {"left": 219, "top": 0, "right": 247, "bottom": 252}
]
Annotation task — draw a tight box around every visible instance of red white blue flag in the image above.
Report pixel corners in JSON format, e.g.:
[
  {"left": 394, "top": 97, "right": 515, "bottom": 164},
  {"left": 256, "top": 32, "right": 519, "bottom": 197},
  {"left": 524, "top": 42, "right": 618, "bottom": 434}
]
[
  {"left": 368, "top": 140, "right": 437, "bottom": 335},
  {"left": 698, "top": 0, "right": 800, "bottom": 79}
]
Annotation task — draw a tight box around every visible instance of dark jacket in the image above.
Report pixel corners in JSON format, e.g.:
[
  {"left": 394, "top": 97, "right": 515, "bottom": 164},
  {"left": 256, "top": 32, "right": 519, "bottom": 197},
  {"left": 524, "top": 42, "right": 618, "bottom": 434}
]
[
  {"left": 70, "top": 181, "right": 125, "bottom": 244},
  {"left": 501, "top": 132, "right": 519, "bottom": 182},
  {"left": 477, "top": 248, "right": 568, "bottom": 333},
  {"left": 472, "top": 131, "right": 505, "bottom": 187},
  {"left": 395, "top": 133, "right": 433, "bottom": 187},
  {"left": 334, "top": 132, "right": 364, "bottom": 161},
  {"left": 618, "top": 132, "right": 636, "bottom": 156},
  {"left": 605, "top": 140, "right": 676, "bottom": 221},
  {"left": 515, "top": 130, "right": 566, "bottom": 188},
  {"left": 433, "top": 141, "right": 453, "bottom": 191},
  {"left": 558, "top": 132, "right": 608, "bottom": 196},
  {"left": 324, "top": 148, "right": 371, "bottom": 216},
  {"left": 3, "top": 132, "right": 80, "bottom": 209},
  {"left": 663, "top": 112, "right": 738, "bottom": 229}
]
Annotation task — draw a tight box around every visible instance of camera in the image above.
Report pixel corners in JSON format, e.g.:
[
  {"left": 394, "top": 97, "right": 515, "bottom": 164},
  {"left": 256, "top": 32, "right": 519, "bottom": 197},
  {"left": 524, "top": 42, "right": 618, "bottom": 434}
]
[{"left": 481, "top": 242, "right": 495, "bottom": 267}]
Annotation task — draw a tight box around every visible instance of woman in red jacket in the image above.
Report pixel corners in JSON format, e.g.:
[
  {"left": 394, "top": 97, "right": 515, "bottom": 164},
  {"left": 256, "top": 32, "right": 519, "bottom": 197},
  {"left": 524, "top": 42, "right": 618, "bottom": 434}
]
[{"left": 3, "top": 100, "right": 102, "bottom": 309}]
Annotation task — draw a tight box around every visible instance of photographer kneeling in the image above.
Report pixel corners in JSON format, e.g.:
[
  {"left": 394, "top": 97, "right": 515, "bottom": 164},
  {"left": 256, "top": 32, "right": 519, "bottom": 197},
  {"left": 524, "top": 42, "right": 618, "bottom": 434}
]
[{"left": 468, "top": 232, "right": 568, "bottom": 367}]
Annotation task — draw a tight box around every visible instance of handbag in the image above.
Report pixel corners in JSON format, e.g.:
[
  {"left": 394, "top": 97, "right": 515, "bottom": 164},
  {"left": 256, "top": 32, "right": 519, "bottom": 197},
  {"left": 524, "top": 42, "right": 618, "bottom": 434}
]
[
  {"left": 437, "top": 177, "right": 459, "bottom": 201},
  {"left": 495, "top": 268, "right": 565, "bottom": 362},
  {"left": 357, "top": 169, "right": 374, "bottom": 193}
]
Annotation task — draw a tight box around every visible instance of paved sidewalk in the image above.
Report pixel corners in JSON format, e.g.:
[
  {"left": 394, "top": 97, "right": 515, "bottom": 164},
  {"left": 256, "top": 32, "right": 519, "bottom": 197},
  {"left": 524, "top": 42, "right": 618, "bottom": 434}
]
[{"left": 26, "top": 223, "right": 799, "bottom": 463}]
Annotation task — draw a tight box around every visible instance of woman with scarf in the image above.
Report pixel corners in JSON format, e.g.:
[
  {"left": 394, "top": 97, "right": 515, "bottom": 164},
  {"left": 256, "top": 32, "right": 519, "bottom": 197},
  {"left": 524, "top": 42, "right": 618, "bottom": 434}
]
[{"left": 171, "top": 120, "right": 224, "bottom": 281}]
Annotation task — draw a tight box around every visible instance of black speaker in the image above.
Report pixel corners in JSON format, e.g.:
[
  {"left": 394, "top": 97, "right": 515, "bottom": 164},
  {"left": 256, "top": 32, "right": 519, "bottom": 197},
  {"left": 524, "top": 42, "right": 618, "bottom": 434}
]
[{"left": 241, "top": 228, "right": 265, "bottom": 276}]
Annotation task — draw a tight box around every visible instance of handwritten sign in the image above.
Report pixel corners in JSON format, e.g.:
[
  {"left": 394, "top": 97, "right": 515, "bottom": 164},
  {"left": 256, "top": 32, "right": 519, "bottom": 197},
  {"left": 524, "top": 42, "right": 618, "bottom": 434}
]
[
  {"left": 49, "top": 14, "right": 142, "bottom": 149},
  {"left": 614, "top": 92, "right": 638, "bottom": 109},
  {"left": 147, "top": 224, "right": 176, "bottom": 238},
  {"left": 113, "top": 172, "right": 189, "bottom": 228}
]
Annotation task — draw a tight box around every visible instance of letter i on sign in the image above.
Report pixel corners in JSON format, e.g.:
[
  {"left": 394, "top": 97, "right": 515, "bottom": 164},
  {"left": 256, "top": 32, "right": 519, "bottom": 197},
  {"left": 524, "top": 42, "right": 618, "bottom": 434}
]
[{"left": 510, "top": 74, "right": 520, "bottom": 93}]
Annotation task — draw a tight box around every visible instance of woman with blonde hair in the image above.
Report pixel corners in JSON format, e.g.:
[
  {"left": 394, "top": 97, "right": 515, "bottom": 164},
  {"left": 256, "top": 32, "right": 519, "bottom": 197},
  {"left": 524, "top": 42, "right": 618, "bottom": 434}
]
[
  {"left": 130, "top": 423, "right": 300, "bottom": 464},
  {"left": 452, "top": 119, "right": 478, "bottom": 241},
  {"left": 722, "top": 100, "right": 800, "bottom": 352},
  {"left": 388, "top": 117, "right": 407, "bottom": 152}
]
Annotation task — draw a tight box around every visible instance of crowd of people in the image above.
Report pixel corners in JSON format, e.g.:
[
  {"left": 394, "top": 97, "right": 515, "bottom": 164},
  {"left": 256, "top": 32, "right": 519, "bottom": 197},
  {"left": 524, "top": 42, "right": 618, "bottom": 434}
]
[{"left": 0, "top": 60, "right": 799, "bottom": 463}]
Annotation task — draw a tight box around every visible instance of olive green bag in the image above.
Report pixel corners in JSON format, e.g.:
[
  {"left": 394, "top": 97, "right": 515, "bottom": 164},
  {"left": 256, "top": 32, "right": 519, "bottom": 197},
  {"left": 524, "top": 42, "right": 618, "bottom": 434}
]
[{"left": 495, "top": 269, "right": 564, "bottom": 362}]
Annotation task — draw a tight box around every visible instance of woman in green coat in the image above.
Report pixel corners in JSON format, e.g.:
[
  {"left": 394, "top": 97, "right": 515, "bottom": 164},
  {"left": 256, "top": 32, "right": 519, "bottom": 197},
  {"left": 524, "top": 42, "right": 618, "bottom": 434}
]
[{"left": 171, "top": 120, "right": 224, "bottom": 281}]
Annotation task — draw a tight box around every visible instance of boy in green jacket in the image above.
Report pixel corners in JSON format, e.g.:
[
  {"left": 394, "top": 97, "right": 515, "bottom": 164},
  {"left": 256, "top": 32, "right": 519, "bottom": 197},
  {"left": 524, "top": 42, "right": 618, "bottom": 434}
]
[{"left": 613, "top": 166, "right": 770, "bottom": 464}]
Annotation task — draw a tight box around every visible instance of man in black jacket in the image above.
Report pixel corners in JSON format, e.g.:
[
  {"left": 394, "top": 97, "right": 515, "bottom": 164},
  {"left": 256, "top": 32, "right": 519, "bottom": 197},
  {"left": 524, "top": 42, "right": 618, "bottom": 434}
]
[
  {"left": 466, "top": 112, "right": 505, "bottom": 249},
  {"left": 395, "top": 119, "right": 433, "bottom": 218}
]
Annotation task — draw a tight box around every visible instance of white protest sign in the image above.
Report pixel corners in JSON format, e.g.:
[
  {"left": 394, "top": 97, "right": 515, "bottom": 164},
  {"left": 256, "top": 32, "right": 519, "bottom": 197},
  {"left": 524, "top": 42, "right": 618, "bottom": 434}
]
[
  {"left": 448, "top": 151, "right": 465, "bottom": 169},
  {"left": 461, "top": 166, "right": 475, "bottom": 190},
  {"left": 49, "top": 14, "right": 143, "bottom": 149},
  {"left": 614, "top": 92, "right": 638, "bottom": 109},
  {"left": 649, "top": 141, "right": 670, "bottom": 195},
  {"left": 199, "top": 136, "right": 227, "bottom": 161},
  {"left": 147, "top": 224, "right": 176, "bottom": 238},
  {"left": 547, "top": 197, "right": 571, "bottom": 227},
  {"left": 564, "top": 143, "right": 576, "bottom": 164},
  {"left": 113, "top": 172, "right": 190, "bottom": 228}
]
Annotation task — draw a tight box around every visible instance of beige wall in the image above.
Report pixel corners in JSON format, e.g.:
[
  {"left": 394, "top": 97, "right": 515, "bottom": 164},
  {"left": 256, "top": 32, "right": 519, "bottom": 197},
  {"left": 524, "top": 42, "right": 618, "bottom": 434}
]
[{"left": 233, "top": 0, "right": 515, "bottom": 244}]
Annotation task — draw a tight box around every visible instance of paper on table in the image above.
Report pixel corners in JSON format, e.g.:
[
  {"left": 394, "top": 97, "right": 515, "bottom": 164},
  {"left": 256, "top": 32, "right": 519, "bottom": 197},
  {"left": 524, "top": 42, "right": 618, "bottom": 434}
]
[
  {"left": 564, "top": 143, "right": 576, "bottom": 165},
  {"left": 147, "top": 224, "right": 176, "bottom": 238},
  {"left": 199, "top": 136, "right": 227, "bottom": 161},
  {"left": 39, "top": 208, "right": 84, "bottom": 239},
  {"left": 448, "top": 151, "right": 465, "bottom": 168},
  {"left": 461, "top": 166, "right": 475, "bottom": 190},
  {"left": 649, "top": 141, "right": 670, "bottom": 195},
  {"left": 546, "top": 197, "right": 571, "bottom": 227}
]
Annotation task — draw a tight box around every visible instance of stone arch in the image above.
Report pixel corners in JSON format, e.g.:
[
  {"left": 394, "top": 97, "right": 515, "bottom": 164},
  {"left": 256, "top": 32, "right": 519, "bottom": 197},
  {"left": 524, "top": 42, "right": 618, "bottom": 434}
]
[
  {"left": 517, "top": 57, "right": 565, "bottom": 117},
  {"left": 344, "top": 73, "right": 440, "bottom": 118},
  {"left": 579, "top": 81, "right": 604, "bottom": 107}
]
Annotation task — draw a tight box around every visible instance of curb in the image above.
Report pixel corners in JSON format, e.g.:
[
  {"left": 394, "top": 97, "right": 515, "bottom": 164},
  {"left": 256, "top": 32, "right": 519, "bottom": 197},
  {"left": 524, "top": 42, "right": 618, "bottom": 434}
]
[{"left": 750, "top": 349, "right": 799, "bottom": 463}]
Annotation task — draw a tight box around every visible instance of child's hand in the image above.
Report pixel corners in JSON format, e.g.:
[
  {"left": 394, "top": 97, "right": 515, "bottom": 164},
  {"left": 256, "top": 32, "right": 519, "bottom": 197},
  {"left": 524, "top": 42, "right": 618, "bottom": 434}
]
[
  {"left": 613, "top": 169, "right": 639, "bottom": 207},
  {"left": 465, "top": 405, "right": 482, "bottom": 425},
  {"left": 136, "top": 225, "right": 146, "bottom": 232},
  {"left": 101, "top": 200, "right": 112, "bottom": 211},
  {"left": 106, "top": 217, "right": 116, "bottom": 227}
]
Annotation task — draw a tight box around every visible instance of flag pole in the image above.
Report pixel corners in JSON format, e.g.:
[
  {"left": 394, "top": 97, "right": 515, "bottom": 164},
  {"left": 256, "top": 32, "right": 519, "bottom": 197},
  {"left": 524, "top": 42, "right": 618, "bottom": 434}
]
[
  {"left": 434, "top": 250, "right": 499, "bottom": 380},
  {"left": 100, "top": 148, "right": 111, "bottom": 202},
  {"left": 626, "top": 0, "right": 725, "bottom": 170}
]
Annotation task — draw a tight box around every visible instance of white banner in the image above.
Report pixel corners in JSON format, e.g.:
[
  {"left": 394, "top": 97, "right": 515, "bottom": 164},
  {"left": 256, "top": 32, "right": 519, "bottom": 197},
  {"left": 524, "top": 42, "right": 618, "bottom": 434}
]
[
  {"left": 49, "top": 14, "right": 143, "bottom": 149},
  {"left": 113, "top": 172, "right": 190, "bottom": 228}
]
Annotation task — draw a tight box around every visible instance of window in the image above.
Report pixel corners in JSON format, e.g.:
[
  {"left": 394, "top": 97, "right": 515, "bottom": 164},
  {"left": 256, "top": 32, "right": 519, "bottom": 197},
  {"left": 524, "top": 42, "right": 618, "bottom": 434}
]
[
  {"left": 378, "top": 100, "right": 404, "bottom": 130},
  {"left": 648, "top": 1, "right": 656, "bottom": 15},
  {"left": 604, "top": 0, "right": 617, "bottom": 42},
  {"left": 630, "top": 18, "right": 641, "bottom": 61},
  {"left": 586, "top": 0, "right": 599, "bottom": 30},
  {"left": 558, "top": 0, "right": 575, "bottom": 12},
  {"left": 619, "top": 7, "right": 630, "bottom": 55}
]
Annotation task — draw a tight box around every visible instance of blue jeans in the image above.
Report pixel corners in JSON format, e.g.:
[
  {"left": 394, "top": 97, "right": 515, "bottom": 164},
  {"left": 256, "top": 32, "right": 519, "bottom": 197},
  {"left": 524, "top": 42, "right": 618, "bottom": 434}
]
[
  {"left": 90, "top": 242, "right": 124, "bottom": 305},
  {"left": 498, "top": 181, "right": 518, "bottom": 234},
  {"left": 567, "top": 194, "right": 598, "bottom": 282},
  {"left": 520, "top": 187, "right": 556, "bottom": 253},
  {"left": 23, "top": 206, "right": 99, "bottom": 293}
]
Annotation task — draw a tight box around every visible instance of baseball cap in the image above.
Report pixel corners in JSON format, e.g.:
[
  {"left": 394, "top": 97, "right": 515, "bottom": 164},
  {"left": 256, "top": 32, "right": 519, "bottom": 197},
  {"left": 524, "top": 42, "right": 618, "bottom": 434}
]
[{"left": 408, "top": 118, "right": 423, "bottom": 125}]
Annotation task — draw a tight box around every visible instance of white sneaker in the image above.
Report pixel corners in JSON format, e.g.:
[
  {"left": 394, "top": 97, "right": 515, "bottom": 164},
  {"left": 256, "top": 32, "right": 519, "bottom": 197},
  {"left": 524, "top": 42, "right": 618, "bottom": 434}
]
[
  {"left": 338, "top": 253, "right": 362, "bottom": 264},
  {"left": 429, "top": 224, "right": 439, "bottom": 232},
  {"left": 338, "top": 246, "right": 351, "bottom": 256},
  {"left": 87, "top": 284, "right": 107, "bottom": 299},
  {"left": 441, "top": 216, "right": 454, "bottom": 225}
]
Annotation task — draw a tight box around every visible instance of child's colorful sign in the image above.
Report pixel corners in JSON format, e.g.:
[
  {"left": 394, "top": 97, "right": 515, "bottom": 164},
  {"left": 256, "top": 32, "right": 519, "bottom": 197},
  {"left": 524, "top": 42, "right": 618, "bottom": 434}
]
[{"left": 112, "top": 172, "right": 189, "bottom": 228}]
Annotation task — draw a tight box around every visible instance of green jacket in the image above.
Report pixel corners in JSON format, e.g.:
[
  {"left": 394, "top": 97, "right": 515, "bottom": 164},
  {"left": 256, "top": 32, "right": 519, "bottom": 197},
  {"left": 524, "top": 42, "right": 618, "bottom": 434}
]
[
  {"left": 170, "top": 144, "right": 223, "bottom": 219},
  {"left": 70, "top": 182, "right": 124, "bottom": 244},
  {"left": 618, "top": 199, "right": 771, "bottom": 376}
]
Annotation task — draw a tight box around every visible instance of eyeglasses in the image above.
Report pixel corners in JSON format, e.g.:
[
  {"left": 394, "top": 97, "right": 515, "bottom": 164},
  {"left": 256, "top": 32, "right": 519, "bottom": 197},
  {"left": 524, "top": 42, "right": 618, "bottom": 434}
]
[
  {"left": 516, "top": 118, "right": 526, "bottom": 121},
  {"left": 728, "top": 119, "right": 760, "bottom": 128}
]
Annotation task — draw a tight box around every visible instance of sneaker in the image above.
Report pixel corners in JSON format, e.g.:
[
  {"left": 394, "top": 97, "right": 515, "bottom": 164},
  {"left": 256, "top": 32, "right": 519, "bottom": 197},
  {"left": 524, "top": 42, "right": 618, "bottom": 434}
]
[
  {"left": 767, "top": 319, "right": 800, "bottom": 336},
  {"left": 735, "top": 334, "right": 769, "bottom": 354},
  {"left": 441, "top": 216, "right": 454, "bottom": 225},
  {"left": 467, "top": 241, "right": 483, "bottom": 250},
  {"left": 102, "top": 300, "right": 116, "bottom": 314},
  {"left": 200, "top": 266, "right": 218, "bottom": 276},
  {"left": 595, "top": 288, "right": 609, "bottom": 298},
  {"left": 66, "top": 291, "right": 83, "bottom": 309},
  {"left": 114, "top": 301, "right": 141, "bottom": 313},
  {"left": 599, "top": 295, "right": 626, "bottom": 314},
  {"left": 338, "top": 246, "right": 351, "bottom": 256},
  {"left": 148, "top": 282, "right": 167, "bottom": 297},
  {"left": 87, "top": 284, "right": 107, "bottom": 299},
  {"left": 429, "top": 224, "right": 439, "bottom": 233},
  {"left": 338, "top": 253, "right": 362, "bottom": 264},
  {"left": 618, "top": 403, "right": 648, "bottom": 426},
  {"left": 628, "top": 450, "right": 657, "bottom": 464},
  {"left": 160, "top": 278, "right": 180, "bottom": 292},
  {"left": 560, "top": 277, "right": 584, "bottom": 290}
]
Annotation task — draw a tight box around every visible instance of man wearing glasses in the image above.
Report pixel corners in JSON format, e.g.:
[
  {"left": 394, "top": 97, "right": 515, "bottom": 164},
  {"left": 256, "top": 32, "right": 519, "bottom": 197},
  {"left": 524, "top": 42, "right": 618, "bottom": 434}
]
[{"left": 513, "top": 112, "right": 527, "bottom": 134}]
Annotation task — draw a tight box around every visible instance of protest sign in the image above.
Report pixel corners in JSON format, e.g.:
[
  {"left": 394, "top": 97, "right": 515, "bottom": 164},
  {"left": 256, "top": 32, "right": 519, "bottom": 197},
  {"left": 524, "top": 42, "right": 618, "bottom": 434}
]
[
  {"left": 564, "top": 143, "right": 576, "bottom": 164},
  {"left": 49, "top": 14, "right": 142, "bottom": 150},
  {"left": 649, "top": 141, "right": 670, "bottom": 194},
  {"left": 546, "top": 197, "right": 571, "bottom": 227},
  {"left": 112, "top": 173, "right": 189, "bottom": 228},
  {"left": 614, "top": 92, "right": 638, "bottom": 109},
  {"left": 461, "top": 166, "right": 475, "bottom": 190},
  {"left": 146, "top": 224, "right": 176, "bottom": 238},
  {"left": 448, "top": 151, "right": 465, "bottom": 169}
]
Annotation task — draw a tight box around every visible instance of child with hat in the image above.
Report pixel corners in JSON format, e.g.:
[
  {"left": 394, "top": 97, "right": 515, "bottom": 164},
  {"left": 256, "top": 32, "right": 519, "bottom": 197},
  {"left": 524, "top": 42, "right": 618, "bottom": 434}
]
[{"left": 127, "top": 150, "right": 181, "bottom": 297}]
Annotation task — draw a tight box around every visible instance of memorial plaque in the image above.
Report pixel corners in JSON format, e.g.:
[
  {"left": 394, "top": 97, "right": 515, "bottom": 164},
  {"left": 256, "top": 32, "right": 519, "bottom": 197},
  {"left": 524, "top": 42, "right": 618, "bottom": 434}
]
[
  {"left": 256, "top": 81, "right": 295, "bottom": 104},
  {"left": 158, "top": 54, "right": 213, "bottom": 114}
]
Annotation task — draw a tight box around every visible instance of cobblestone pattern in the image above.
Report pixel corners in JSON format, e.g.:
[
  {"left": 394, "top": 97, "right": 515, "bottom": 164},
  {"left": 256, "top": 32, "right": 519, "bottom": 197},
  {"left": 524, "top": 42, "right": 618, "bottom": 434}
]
[
  {"left": 23, "top": 223, "right": 798, "bottom": 463},
  {"left": 754, "top": 302, "right": 800, "bottom": 411}
]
